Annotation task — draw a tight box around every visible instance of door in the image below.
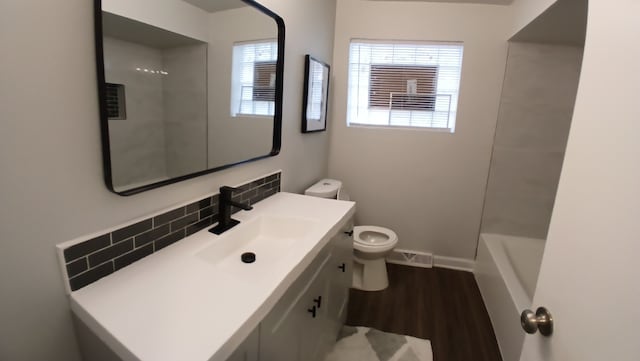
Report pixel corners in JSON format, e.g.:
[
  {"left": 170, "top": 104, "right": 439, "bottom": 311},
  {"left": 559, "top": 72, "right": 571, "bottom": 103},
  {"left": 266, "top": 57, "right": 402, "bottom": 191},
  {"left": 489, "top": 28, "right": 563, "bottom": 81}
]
[{"left": 519, "top": 1, "right": 640, "bottom": 360}]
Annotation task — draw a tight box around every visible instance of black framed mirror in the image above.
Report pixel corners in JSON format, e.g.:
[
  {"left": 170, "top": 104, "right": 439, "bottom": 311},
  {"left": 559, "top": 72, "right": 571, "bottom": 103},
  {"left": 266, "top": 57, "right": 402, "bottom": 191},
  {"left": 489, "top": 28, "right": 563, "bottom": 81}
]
[{"left": 94, "top": 0, "right": 285, "bottom": 196}]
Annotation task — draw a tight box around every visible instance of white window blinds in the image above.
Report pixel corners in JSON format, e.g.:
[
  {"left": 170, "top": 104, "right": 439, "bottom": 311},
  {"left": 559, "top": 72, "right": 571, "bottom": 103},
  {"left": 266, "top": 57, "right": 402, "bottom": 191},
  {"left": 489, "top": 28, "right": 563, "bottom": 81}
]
[
  {"left": 231, "top": 40, "right": 278, "bottom": 117},
  {"left": 347, "top": 40, "right": 464, "bottom": 131}
]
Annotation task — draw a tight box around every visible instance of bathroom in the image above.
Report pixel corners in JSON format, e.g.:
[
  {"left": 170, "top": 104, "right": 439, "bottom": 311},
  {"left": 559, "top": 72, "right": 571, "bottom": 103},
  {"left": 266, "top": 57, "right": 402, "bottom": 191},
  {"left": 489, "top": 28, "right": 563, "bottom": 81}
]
[{"left": 1, "top": 0, "right": 639, "bottom": 360}]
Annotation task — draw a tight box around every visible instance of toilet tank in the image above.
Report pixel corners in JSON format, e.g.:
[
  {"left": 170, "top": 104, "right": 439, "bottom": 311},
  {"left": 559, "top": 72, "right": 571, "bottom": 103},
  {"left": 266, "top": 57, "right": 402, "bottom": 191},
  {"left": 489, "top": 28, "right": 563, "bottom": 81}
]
[{"left": 304, "top": 179, "right": 342, "bottom": 199}]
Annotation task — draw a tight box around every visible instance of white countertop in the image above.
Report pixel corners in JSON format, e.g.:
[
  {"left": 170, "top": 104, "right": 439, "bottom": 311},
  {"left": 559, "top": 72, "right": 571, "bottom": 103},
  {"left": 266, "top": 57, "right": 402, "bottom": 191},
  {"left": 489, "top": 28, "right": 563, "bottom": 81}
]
[{"left": 70, "top": 192, "right": 355, "bottom": 361}]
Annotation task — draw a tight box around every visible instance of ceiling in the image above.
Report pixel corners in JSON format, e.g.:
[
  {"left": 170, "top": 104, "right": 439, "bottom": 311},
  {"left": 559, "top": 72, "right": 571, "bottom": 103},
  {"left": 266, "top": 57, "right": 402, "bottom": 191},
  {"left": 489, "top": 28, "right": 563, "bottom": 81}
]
[
  {"left": 512, "top": 0, "right": 588, "bottom": 46},
  {"left": 181, "top": 0, "right": 247, "bottom": 13},
  {"left": 366, "top": 0, "right": 514, "bottom": 5}
]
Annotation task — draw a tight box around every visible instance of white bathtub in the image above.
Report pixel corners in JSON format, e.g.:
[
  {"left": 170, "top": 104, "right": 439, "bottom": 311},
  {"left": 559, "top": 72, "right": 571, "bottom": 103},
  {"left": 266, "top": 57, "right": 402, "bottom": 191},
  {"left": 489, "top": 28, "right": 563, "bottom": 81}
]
[{"left": 474, "top": 233, "right": 545, "bottom": 361}]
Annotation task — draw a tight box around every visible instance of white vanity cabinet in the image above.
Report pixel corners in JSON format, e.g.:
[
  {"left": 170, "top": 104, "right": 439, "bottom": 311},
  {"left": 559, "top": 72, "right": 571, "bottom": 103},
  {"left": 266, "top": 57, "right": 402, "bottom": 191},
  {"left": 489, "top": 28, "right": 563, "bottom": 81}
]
[
  {"left": 259, "top": 224, "right": 353, "bottom": 361},
  {"left": 73, "top": 228, "right": 353, "bottom": 361},
  {"left": 69, "top": 193, "right": 356, "bottom": 361},
  {"left": 225, "top": 327, "right": 259, "bottom": 361}
]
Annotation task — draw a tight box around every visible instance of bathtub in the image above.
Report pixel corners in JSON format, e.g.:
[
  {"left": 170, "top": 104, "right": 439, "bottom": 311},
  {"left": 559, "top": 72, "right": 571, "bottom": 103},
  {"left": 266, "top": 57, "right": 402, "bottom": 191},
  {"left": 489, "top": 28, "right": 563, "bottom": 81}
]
[{"left": 474, "top": 233, "right": 546, "bottom": 361}]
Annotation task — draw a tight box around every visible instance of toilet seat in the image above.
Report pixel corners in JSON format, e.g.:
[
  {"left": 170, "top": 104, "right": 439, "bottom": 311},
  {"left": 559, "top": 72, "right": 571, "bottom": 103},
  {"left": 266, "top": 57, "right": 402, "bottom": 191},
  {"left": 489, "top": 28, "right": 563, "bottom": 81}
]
[{"left": 353, "top": 226, "right": 398, "bottom": 253}]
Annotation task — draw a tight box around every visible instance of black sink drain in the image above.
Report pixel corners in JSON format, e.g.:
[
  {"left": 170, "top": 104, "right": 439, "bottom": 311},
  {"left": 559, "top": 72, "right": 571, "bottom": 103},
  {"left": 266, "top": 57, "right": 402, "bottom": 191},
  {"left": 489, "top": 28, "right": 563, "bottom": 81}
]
[{"left": 241, "top": 252, "right": 256, "bottom": 264}]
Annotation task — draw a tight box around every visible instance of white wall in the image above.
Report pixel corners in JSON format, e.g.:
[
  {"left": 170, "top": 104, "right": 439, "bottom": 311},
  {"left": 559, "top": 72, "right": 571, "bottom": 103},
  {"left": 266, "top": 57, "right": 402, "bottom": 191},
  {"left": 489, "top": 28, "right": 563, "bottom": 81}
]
[
  {"left": 509, "top": 0, "right": 556, "bottom": 36},
  {"left": 103, "top": 0, "right": 210, "bottom": 42},
  {"left": 0, "top": 0, "right": 336, "bottom": 360},
  {"left": 328, "top": 0, "right": 511, "bottom": 261}
]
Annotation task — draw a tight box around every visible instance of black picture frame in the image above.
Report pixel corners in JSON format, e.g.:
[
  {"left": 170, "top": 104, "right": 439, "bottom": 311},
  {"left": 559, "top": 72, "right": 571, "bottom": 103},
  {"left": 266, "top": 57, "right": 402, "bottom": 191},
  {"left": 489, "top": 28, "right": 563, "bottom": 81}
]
[
  {"left": 301, "top": 55, "right": 330, "bottom": 133},
  {"left": 94, "top": 0, "right": 285, "bottom": 196}
]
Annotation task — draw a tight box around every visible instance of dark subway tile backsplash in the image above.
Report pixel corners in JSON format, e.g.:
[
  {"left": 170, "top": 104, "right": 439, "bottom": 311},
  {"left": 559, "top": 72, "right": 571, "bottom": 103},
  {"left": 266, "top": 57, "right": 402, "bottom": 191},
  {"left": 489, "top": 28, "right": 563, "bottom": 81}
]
[
  {"left": 170, "top": 212, "right": 199, "bottom": 232},
  {"left": 153, "top": 207, "right": 186, "bottom": 227},
  {"left": 154, "top": 229, "right": 186, "bottom": 251},
  {"left": 88, "top": 239, "right": 133, "bottom": 268},
  {"left": 186, "top": 198, "right": 211, "bottom": 214},
  {"left": 200, "top": 206, "right": 214, "bottom": 219},
  {"left": 134, "top": 224, "right": 171, "bottom": 248},
  {"left": 61, "top": 172, "right": 281, "bottom": 291},
  {"left": 114, "top": 244, "right": 154, "bottom": 271},
  {"left": 64, "top": 234, "right": 110, "bottom": 262},
  {"left": 66, "top": 258, "right": 88, "bottom": 278},
  {"left": 69, "top": 262, "right": 114, "bottom": 291},
  {"left": 112, "top": 219, "right": 152, "bottom": 243},
  {"left": 186, "top": 217, "right": 213, "bottom": 237}
]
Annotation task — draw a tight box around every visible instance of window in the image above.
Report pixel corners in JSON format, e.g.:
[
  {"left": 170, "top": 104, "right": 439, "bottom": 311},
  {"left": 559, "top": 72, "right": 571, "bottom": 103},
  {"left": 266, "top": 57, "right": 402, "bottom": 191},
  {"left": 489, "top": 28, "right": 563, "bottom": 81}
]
[
  {"left": 231, "top": 40, "right": 278, "bottom": 117},
  {"left": 105, "top": 83, "right": 126, "bottom": 120},
  {"left": 347, "top": 40, "right": 464, "bottom": 131}
]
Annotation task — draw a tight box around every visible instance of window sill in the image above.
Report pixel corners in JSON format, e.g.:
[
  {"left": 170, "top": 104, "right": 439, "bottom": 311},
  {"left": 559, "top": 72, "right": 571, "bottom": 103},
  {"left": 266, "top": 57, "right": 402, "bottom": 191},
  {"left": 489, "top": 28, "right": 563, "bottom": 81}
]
[
  {"left": 347, "top": 123, "right": 455, "bottom": 133},
  {"left": 232, "top": 113, "right": 275, "bottom": 119}
]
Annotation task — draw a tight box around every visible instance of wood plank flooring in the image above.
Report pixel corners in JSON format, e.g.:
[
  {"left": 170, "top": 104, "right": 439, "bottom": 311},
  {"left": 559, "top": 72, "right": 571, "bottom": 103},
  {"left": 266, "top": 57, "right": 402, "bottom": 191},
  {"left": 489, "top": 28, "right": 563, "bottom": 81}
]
[{"left": 345, "top": 263, "right": 503, "bottom": 361}]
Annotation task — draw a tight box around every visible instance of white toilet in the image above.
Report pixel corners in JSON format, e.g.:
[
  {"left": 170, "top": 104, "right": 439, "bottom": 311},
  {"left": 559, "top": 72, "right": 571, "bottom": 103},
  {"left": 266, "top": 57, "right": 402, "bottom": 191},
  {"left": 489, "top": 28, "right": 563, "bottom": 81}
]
[{"left": 305, "top": 179, "right": 398, "bottom": 291}]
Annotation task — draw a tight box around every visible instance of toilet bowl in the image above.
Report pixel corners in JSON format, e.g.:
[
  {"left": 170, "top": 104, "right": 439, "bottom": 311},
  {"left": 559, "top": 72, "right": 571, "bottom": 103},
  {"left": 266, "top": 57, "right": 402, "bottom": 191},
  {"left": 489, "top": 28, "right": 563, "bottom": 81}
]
[
  {"left": 305, "top": 179, "right": 398, "bottom": 291},
  {"left": 352, "top": 225, "right": 398, "bottom": 291}
]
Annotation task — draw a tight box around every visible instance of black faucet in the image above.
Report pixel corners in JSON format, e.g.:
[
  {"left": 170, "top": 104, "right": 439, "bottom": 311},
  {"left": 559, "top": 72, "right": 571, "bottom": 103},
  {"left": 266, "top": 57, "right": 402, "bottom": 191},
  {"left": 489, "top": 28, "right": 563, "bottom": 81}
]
[{"left": 209, "top": 186, "right": 253, "bottom": 235}]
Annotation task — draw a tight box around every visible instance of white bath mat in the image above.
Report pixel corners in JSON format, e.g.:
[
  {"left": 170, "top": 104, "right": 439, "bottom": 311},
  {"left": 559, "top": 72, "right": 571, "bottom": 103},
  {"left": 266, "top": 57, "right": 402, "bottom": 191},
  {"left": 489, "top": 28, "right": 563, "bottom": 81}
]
[{"left": 324, "top": 326, "right": 433, "bottom": 361}]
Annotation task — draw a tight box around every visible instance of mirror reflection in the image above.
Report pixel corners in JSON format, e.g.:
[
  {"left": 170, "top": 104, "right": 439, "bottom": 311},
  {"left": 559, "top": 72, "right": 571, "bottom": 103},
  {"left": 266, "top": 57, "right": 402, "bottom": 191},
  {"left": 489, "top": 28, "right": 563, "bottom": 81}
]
[{"left": 99, "top": 0, "right": 282, "bottom": 194}]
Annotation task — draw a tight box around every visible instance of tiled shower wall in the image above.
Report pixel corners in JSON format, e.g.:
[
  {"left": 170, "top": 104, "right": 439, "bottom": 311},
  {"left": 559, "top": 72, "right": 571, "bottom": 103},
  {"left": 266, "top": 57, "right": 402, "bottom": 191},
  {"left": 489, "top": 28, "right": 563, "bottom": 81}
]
[
  {"left": 164, "top": 43, "right": 208, "bottom": 178},
  {"left": 104, "top": 37, "right": 167, "bottom": 187},
  {"left": 480, "top": 43, "right": 583, "bottom": 239},
  {"left": 61, "top": 172, "right": 280, "bottom": 291}
]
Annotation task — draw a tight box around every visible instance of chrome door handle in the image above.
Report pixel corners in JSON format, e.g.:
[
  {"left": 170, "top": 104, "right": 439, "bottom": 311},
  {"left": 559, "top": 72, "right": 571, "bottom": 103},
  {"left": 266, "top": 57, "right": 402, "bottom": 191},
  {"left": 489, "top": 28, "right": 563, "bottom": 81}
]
[{"left": 521, "top": 307, "right": 553, "bottom": 336}]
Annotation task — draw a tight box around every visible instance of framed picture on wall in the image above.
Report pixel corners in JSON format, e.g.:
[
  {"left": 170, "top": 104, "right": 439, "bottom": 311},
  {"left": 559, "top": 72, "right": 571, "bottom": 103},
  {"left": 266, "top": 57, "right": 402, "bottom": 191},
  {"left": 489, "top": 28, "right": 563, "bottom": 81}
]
[{"left": 301, "top": 55, "right": 330, "bottom": 133}]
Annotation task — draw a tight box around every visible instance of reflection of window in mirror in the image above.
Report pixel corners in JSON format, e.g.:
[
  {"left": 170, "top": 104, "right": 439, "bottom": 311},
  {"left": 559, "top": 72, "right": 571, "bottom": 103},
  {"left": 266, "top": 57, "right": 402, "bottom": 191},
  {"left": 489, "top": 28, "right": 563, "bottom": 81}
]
[
  {"left": 307, "top": 60, "right": 327, "bottom": 121},
  {"left": 105, "top": 83, "right": 126, "bottom": 120},
  {"left": 231, "top": 40, "right": 278, "bottom": 117},
  {"left": 253, "top": 61, "right": 277, "bottom": 102}
]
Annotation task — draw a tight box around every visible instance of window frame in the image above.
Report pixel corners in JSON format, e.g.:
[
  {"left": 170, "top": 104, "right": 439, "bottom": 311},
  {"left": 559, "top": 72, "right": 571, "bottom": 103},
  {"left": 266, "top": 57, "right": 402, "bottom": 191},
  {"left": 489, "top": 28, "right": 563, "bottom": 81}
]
[{"left": 346, "top": 39, "right": 464, "bottom": 132}]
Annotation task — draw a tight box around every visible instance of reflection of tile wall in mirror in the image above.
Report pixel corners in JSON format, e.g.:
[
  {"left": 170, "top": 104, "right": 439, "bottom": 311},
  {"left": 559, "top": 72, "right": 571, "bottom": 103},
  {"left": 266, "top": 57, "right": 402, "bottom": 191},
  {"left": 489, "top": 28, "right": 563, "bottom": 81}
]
[{"left": 102, "top": 11, "right": 208, "bottom": 192}]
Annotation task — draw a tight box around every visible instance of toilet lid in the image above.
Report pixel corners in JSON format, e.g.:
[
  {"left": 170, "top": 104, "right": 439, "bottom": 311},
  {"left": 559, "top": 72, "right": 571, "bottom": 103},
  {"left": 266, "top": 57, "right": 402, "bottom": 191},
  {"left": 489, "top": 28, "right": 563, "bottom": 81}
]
[{"left": 353, "top": 226, "right": 398, "bottom": 247}]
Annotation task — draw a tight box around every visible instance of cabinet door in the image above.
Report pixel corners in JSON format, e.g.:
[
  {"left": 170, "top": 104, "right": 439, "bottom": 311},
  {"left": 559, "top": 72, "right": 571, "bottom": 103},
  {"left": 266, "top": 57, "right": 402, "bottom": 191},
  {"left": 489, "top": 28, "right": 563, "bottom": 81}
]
[
  {"left": 299, "top": 258, "right": 334, "bottom": 361},
  {"left": 260, "top": 311, "right": 300, "bottom": 361},
  {"left": 225, "top": 326, "right": 259, "bottom": 361},
  {"left": 327, "top": 231, "right": 353, "bottom": 332},
  {"left": 260, "top": 255, "right": 331, "bottom": 361}
]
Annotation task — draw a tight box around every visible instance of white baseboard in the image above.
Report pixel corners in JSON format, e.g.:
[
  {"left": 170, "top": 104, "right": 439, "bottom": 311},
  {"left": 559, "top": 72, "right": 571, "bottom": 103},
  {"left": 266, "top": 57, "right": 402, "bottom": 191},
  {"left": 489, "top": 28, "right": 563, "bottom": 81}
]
[
  {"left": 433, "top": 255, "right": 475, "bottom": 272},
  {"left": 386, "top": 249, "right": 475, "bottom": 272}
]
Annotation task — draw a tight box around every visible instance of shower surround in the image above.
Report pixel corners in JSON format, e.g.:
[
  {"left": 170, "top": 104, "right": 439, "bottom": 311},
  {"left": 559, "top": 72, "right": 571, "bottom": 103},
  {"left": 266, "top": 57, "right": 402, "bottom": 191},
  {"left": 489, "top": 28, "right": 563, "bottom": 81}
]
[{"left": 481, "top": 42, "right": 584, "bottom": 239}]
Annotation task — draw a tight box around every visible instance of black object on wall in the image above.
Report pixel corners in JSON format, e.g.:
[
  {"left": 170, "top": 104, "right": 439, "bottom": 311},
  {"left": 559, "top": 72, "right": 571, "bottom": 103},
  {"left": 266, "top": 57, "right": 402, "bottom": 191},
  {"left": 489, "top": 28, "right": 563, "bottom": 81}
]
[
  {"left": 94, "top": 0, "right": 286, "bottom": 196},
  {"left": 301, "top": 55, "right": 330, "bottom": 133}
]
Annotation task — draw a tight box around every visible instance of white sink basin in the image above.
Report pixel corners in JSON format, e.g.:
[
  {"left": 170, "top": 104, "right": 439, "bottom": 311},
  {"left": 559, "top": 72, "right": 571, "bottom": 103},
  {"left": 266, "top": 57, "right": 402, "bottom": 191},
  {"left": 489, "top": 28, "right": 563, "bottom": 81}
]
[{"left": 197, "top": 215, "right": 320, "bottom": 273}]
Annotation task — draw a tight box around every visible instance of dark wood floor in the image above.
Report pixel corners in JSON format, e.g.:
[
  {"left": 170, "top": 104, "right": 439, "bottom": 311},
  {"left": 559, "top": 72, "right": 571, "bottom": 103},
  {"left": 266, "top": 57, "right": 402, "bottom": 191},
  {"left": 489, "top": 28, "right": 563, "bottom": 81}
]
[{"left": 346, "top": 263, "right": 502, "bottom": 361}]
